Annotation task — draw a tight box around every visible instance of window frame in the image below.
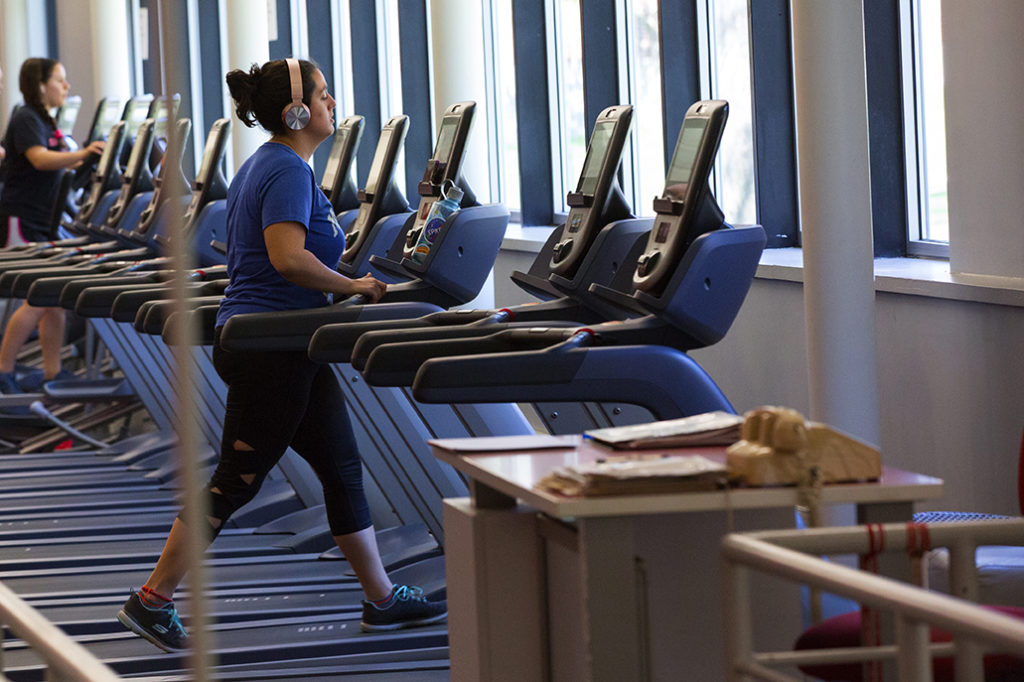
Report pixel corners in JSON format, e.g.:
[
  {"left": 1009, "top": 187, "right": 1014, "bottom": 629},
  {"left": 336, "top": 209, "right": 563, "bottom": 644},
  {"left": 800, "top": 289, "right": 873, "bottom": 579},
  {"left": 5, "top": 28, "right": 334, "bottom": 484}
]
[
  {"left": 748, "top": 0, "right": 799, "bottom": 248},
  {"left": 511, "top": 0, "right": 556, "bottom": 226},
  {"left": 547, "top": 0, "right": 578, "bottom": 221},
  {"left": 396, "top": 0, "right": 433, "bottom": 205},
  {"left": 898, "top": 0, "right": 949, "bottom": 259},
  {"left": 348, "top": 1, "right": 384, "bottom": 190}
]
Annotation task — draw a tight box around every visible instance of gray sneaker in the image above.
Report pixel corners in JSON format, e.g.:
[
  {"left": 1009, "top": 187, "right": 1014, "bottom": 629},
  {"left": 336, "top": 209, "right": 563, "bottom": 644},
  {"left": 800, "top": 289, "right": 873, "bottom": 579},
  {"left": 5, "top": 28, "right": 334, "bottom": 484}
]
[
  {"left": 117, "top": 590, "right": 190, "bottom": 652},
  {"left": 361, "top": 585, "right": 447, "bottom": 632},
  {"left": 0, "top": 372, "right": 31, "bottom": 416}
]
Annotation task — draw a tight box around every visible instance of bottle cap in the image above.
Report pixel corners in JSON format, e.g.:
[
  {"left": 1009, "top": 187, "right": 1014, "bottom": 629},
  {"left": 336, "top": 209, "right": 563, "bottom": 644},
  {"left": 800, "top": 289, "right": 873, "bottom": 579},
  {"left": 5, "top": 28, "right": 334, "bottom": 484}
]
[{"left": 442, "top": 179, "right": 464, "bottom": 204}]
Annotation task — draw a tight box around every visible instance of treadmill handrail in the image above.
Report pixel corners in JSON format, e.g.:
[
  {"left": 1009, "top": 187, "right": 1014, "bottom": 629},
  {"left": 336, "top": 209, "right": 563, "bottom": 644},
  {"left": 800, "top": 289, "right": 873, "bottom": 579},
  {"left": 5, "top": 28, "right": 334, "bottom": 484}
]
[
  {"left": 219, "top": 301, "right": 445, "bottom": 352},
  {"left": 412, "top": 343, "right": 734, "bottom": 420}
]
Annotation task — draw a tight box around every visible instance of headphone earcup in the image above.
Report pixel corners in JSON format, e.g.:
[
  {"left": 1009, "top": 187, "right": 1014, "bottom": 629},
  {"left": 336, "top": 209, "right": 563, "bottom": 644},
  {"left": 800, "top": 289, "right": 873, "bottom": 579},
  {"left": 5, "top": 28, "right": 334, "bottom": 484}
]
[{"left": 283, "top": 103, "right": 310, "bottom": 131}]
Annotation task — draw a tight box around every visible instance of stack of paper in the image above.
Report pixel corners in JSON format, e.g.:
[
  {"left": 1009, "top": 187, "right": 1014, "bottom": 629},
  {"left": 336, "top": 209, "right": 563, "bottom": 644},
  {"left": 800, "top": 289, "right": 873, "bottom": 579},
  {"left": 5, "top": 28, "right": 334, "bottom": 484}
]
[
  {"left": 536, "top": 454, "right": 727, "bottom": 497},
  {"left": 584, "top": 411, "right": 744, "bottom": 450}
]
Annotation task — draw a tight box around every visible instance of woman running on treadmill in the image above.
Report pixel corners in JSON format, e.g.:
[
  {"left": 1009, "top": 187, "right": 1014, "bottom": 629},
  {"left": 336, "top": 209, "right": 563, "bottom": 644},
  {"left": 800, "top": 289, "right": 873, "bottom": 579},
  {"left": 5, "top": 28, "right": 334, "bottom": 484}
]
[
  {"left": 0, "top": 58, "right": 104, "bottom": 406},
  {"left": 117, "top": 58, "right": 447, "bottom": 652}
]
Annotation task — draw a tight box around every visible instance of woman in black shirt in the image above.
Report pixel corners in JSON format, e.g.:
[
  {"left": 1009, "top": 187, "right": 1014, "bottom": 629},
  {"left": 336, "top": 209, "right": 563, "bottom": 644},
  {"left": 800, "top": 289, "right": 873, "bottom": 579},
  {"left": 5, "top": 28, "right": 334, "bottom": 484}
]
[{"left": 0, "top": 58, "right": 103, "bottom": 404}]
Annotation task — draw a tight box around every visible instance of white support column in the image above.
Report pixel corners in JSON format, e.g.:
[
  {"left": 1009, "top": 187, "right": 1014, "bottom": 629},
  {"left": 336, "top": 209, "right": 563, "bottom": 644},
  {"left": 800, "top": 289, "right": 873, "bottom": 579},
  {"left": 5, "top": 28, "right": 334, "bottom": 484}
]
[
  {"left": 1, "top": 0, "right": 31, "bottom": 124},
  {"left": 87, "top": 0, "right": 133, "bottom": 101},
  {"left": 791, "top": 1, "right": 880, "bottom": 448},
  {"left": 223, "top": 0, "right": 270, "bottom": 173},
  {"left": 430, "top": 0, "right": 489, "bottom": 201}
]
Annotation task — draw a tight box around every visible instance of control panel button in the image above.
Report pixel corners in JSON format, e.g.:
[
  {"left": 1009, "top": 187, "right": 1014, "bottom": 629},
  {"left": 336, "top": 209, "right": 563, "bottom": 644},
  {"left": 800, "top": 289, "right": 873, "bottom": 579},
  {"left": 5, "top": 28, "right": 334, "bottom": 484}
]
[
  {"left": 636, "top": 251, "right": 660, "bottom": 277},
  {"left": 552, "top": 239, "right": 574, "bottom": 262}
]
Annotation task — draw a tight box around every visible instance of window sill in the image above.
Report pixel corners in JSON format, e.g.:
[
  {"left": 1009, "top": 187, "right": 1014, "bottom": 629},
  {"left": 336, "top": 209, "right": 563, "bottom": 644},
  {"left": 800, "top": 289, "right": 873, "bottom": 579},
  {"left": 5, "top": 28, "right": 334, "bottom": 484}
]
[
  {"left": 499, "top": 227, "right": 1024, "bottom": 309},
  {"left": 758, "top": 248, "right": 1024, "bottom": 308},
  {"left": 501, "top": 223, "right": 553, "bottom": 254}
]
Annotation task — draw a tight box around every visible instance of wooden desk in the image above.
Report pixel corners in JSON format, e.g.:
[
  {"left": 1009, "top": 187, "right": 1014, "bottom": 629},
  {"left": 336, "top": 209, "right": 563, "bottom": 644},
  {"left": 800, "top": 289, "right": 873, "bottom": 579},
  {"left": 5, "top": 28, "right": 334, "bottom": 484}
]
[{"left": 433, "top": 435, "right": 944, "bottom": 682}]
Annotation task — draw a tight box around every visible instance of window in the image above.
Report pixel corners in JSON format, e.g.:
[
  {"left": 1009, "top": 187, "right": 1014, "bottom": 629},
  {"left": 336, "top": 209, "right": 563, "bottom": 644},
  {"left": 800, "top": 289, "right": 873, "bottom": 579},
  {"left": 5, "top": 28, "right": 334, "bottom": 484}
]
[
  {"left": 378, "top": 0, "right": 404, "bottom": 189},
  {"left": 903, "top": 0, "right": 949, "bottom": 252},
  {"left": 704, "top": 0, "right": 757, "bottom": 226},
  {"left": 621, "top": 0, "right": 664, "bottom": 216},
  {"left": 483, "top": 0, "right": 521, "bottom": 212},
  {"left": 550, "top": 0, "right": 586, "bottom": 214}
]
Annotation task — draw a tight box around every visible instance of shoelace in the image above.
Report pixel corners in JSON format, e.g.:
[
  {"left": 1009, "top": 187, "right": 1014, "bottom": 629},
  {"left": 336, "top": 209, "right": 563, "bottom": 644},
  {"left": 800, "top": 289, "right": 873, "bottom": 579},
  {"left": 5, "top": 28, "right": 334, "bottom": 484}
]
[
  {"left": 393, "top": 585, "right": 425, "bottom": 602},
  {"left": 160, "top": 602, "right": 188, "bottom": 635}
]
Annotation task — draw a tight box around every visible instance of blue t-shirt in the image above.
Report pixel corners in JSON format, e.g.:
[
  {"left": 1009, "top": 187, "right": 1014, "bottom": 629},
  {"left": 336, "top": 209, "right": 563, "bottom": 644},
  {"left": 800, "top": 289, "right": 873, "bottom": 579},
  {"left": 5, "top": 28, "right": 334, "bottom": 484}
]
[{"left": 216, "top": 142, "right": 344, "bottom": 328}]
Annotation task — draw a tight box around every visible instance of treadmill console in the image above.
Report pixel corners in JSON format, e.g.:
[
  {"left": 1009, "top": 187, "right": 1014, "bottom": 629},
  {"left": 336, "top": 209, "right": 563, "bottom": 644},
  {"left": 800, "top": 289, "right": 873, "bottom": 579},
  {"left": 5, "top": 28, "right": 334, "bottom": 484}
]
[
  {"left": 77, "top": 121, "right": 127, "bottom": 223},
  {"left": 550, "top": 104, "right": 633, "bottom": 277},
  {"left": 632, "top": 99, "right": 728, "bottom": 294},
  {"left": 56, "top": 95, "right": 82, "bottom": 141},
  {"left": 122, "top": 95, "right": 154, "bottom": 141},
  {"left": 148, "top": 94, "right": 180, "bottom": 140},
  {"left": 342, "top": 114, "right": 409, "bottom": 263},
  {"left": 402, "top": 101, "right": 476, "bottom": 260},
  {"left": 320, "top": 116, "right": 364, "bottom": 214},
  {"left": 134, "top": 118, "right": 192, "bottom": 236},
  {"left": 121, "top": 119, "right": 155, "bottom": 187},
  {"left": 103, "top": 118, "right": 155, "bottom": 229},
  {"left": 87, "top": 97, "right": 125, "bottom": 143},
  {"left": 178, "top": 117, "right": 231, "bottom": 237}
]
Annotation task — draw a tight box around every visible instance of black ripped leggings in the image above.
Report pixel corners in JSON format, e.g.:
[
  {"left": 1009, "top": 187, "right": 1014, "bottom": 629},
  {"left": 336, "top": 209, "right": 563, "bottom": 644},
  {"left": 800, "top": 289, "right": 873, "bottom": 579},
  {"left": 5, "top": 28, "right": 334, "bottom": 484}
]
[{"left": 181, "top": 327, "right": 371, "bottom": 538}]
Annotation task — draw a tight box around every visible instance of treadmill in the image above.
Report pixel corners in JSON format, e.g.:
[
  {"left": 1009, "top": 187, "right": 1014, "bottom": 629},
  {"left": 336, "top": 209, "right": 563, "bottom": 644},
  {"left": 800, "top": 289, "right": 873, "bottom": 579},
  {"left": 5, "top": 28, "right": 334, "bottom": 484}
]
[
  {"left": 0, "top": 121, "right": 233, "bottom": 461},
  {"left": 0, "top": 120, "right": 418, "bottom": 542},
  {"left": 0, "top": 118, "right": 202, "bottom": 427},
  {"left": 388, "top": 100, "right": 767, "bottom": 421}
]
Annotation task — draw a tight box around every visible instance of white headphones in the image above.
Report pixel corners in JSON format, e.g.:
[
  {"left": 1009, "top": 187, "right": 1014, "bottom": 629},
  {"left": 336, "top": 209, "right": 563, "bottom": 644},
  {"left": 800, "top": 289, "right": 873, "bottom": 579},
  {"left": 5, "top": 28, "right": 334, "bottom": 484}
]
[{"left": 282, "top": 58, "right": 310, "bottom": 131}]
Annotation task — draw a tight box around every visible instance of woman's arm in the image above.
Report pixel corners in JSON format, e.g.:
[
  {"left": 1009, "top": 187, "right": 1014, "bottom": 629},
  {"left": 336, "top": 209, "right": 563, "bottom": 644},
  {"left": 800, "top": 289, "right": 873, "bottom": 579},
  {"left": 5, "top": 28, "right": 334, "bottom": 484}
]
[
  {"left": 24, "top": 139, "right": 105, "bottom": 172},
  {"left": 265, "top": 221, "right": 387, "bottom": 303}
]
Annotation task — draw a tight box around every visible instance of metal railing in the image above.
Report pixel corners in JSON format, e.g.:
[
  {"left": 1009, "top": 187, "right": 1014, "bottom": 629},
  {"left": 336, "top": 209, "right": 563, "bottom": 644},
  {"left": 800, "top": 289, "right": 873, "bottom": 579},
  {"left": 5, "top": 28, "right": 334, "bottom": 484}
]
[
  {"left": 721, "top": 518, "right": 1024, "bottom": 682},
  {"left": 0, "top": 580, "right": 121, "bottom": 681}
]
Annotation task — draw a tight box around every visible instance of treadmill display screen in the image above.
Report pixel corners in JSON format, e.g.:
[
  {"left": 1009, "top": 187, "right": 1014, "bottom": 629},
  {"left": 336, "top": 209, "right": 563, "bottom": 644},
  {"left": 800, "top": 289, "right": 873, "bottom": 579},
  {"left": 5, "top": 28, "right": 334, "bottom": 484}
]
[
  {"left": 57, "top": 100, "right": 81, "bottom": 137},
  {"left": 363, "top": 128, "right": 393, "bottom": 196},
  {"left": 320, "top": 128, "right": 348, "bottom": 190},
  {"left": 576, "top": 121, "right": 615, "bottom": 195},
  {"left": 663, "top": 118, "right": 707, "bottom": 202},
  {"left": 125, "top": 100, "right": 150, "bottom": 137},
  {"left": 151, "top": 99, "right": 171, "bottom": 137},
  {"left": 92, "top": 100, "right": 123, "bottom": 141},
  {"left": 433, "top": 118, "right": 458, "bottom": 163}
]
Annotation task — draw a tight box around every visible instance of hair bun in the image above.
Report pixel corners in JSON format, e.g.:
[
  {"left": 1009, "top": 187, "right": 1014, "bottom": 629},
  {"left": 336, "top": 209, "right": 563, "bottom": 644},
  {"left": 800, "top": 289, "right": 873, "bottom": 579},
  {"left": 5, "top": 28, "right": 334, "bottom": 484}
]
[{"left": 225, "top": 63, "right": 264, "bottom": 128}]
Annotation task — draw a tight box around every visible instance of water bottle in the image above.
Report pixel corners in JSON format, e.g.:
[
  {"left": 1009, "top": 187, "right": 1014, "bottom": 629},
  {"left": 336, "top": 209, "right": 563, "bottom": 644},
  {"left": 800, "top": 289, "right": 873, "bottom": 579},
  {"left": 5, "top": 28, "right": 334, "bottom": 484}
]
[{"left": 411, "top": 180, "right": 464, "bottom": 264}]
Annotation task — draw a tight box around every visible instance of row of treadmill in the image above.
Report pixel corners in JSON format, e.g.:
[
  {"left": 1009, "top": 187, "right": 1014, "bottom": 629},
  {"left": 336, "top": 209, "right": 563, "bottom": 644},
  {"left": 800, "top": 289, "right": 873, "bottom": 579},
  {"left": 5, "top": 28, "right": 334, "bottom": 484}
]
[{"left": 0, "top": 91, "right": 765, "bottom": 680}]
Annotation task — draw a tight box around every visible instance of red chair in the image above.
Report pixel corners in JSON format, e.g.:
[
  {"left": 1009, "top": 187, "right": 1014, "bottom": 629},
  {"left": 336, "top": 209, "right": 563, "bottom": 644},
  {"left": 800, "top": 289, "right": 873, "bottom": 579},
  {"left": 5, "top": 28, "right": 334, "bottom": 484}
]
[{"left": 793, "top": 427, "right": 1024, "bottom": 681}]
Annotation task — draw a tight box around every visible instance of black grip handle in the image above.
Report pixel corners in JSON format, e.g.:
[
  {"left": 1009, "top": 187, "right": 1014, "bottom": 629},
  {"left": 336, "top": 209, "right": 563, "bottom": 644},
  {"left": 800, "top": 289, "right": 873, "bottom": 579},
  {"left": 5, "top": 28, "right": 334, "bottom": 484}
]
[
  {"left": 350, "top": 323, "right": 505, "bottom": 370},
  {"left": 308, "top": 316, "right": 437, "bottom": 365},
  {"left": 362, "top": 334, "right": 519, "bottom": 387}
]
